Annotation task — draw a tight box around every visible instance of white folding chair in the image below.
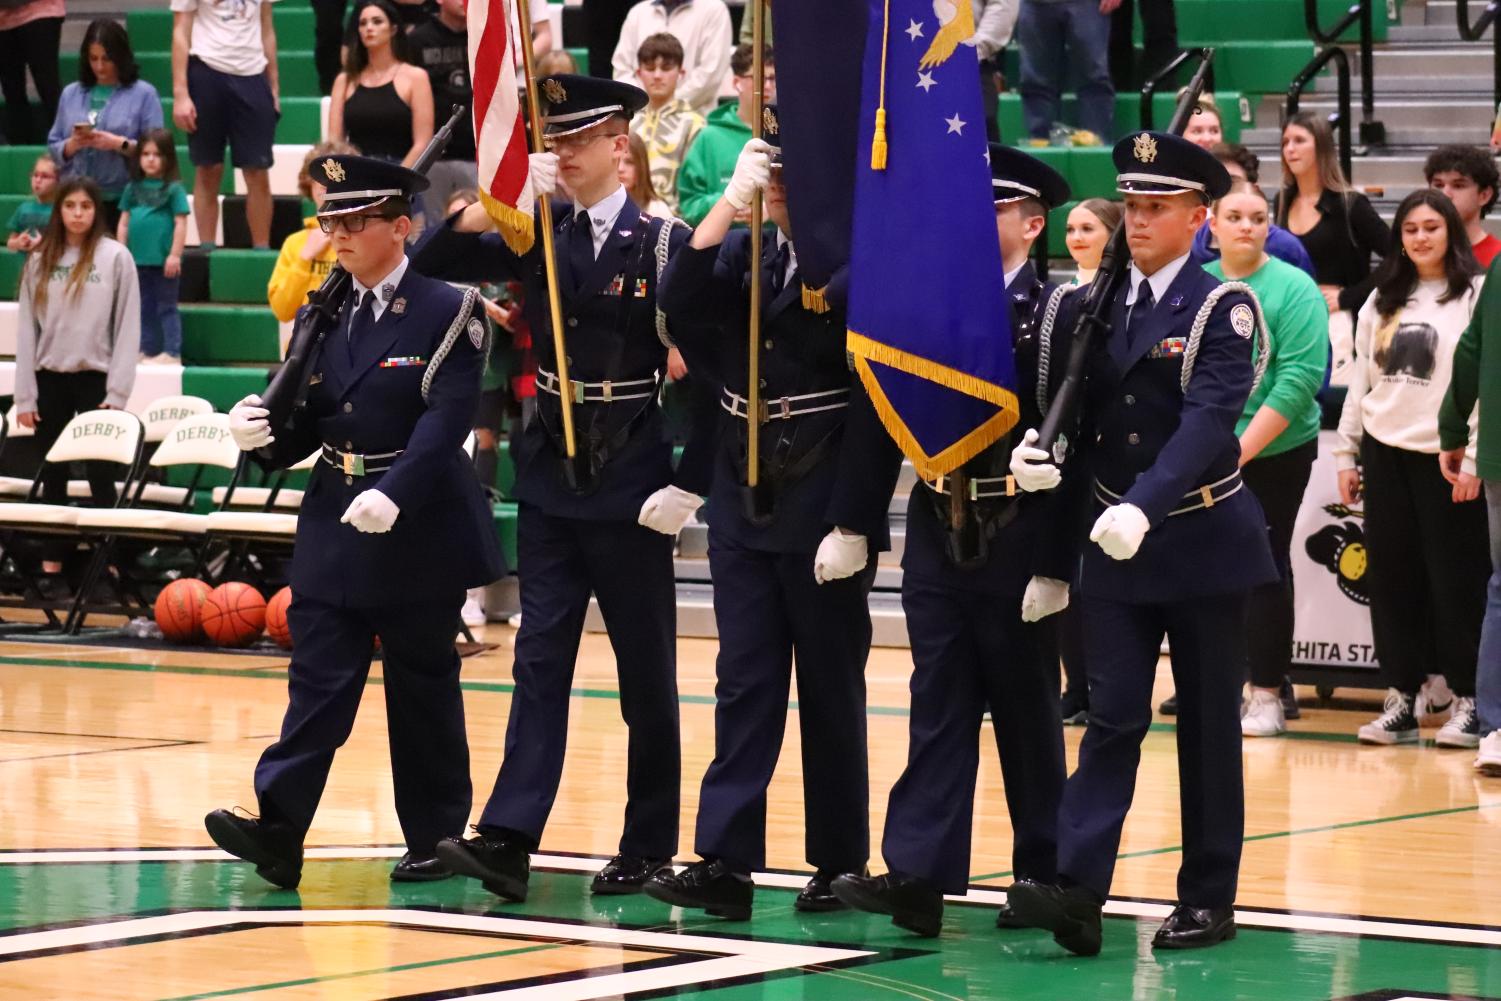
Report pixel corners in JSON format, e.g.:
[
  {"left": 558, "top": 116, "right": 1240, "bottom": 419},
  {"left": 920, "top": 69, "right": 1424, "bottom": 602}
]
[{"left": 202, "top": 449, "right": 319, "bottom": 587}]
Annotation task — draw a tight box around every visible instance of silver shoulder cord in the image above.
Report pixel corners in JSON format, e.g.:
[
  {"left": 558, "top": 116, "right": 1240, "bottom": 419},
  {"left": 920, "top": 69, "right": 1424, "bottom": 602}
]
[
  {"left": 1181, "top": 280, "right": 1270, "bottom": 395},
  {"left": 422, "top": 286, "right": 481, "bottom": 404},
  {"left": 654, "top": 218, "right": 688, "bottom": 349},
  {"left": 1035, "top": 283, "right": 1075, "bottom": 418}
]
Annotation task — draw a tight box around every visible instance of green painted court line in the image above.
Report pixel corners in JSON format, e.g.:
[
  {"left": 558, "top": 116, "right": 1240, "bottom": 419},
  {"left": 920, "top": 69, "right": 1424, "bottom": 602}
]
[{"left": 155, "top": 940, "right": 563, "bottom": 1001}]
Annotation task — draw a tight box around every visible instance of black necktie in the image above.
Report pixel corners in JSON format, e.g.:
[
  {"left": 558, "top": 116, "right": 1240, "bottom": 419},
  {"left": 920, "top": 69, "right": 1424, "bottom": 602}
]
[
  {"left": 347, "top": 289, "right": 375, "bottom": 365},
  {"left": 568, "top": 209, "right": 594, "bottom": 292},
  {"left": 1127, "top": 278, "right": 1155, "bottom": 351},
  {"left": 772, "top": 241, "right": 791, "bottom": 295}
]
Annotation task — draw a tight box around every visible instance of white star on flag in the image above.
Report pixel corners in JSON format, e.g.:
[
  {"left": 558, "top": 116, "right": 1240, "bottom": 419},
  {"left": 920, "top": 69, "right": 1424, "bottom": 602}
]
[
  {"left": 906, "top": 18, "right": 924, "bottom": 40},
  {"left": 916, "top": 71, "right": 937, "bottom": 92},
  {"left": 946, "top": 113, "right": 966, "bottom": 135}
]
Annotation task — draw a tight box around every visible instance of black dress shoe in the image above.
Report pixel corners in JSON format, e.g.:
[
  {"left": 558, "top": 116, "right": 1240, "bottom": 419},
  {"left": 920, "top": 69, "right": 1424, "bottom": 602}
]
[
  {"left": 644, "top": 858, "right": 753, "bottom": 920},
  {"left": 1279, "top": 676, "right": 1302, "bottom": 720},
  {"left": 831, "top": 872, "right": 941, "bottom": 937},
  {"left": 204, "top": 808, "right": 302, "bottom": 890},
  {"left": 391, "top": 851, "right": 454, "bottom": 882},
  {"left": 1159, "top": 693, "right": 1179, "bottom": 716},
  {"left": 1060, "top": 688, "right": 1089, "bottom": 726},
  {"left": 796, "top": 868, "right": 862, "bottom": 913},
  {"left": 591, "top": 854, "right": 671, "bottom": 895},
  {"left": 1005, "top": 879, "right": 1103, "bottom": 957},
  {"left": 994, "top": 902, "right": 1026, "bottom": 929},
  {"left": 434, "top": 828, "right": 530, "bottom": 902},
  {"left": 1152, "top": 904, "right": 1236, "bottom": 950}
]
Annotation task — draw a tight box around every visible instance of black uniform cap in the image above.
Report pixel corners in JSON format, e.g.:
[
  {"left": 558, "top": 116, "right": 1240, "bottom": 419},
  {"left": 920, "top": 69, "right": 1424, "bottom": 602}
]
[
  {"left": 311, "top": 154, "right": 429, "bottom": 217},
  {"left": 988, "top": 143, "right": 1071, "bottom": 209},
  {"left": 540, "top": 74, "right": 648, "bottom": 139},
  {"left": 1113, "top": 130, "right": 1232, "bottom": 200}
]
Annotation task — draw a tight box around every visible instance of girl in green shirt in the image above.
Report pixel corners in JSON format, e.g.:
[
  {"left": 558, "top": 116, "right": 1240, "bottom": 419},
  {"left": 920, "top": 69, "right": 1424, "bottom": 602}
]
[{"left": 117, "top": 130, "right": 189, "bottom": 363}]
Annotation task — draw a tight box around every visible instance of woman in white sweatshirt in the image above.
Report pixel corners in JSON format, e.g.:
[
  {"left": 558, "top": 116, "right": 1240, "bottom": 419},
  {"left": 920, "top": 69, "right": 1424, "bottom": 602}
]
[{"left": 1335, "top": 188, "right": 1488, "bottom": 748}]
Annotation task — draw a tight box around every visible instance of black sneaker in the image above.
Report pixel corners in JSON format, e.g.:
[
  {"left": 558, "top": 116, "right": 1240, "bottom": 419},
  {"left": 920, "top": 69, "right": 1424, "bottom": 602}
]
[
  {"left": 1060, "top": 688, "right": 1089, "bottom": 725},
  {"left": 434, "top": 827, "right": 531, "bottom": 901},
  {"left": 644, "top": 858, "right": 753, "bottom": 920},
  {"left": 1357, "top": 689, "right": 1419, "bottom": 745},
  {"left": 204, "top": 808, "right": 303, "bottom": 889},
  {"left": 1278, "top": 676, "right": 1301, "bottom": 720},
  {"left": 1159, "top": 692, "right": 1178, "bottom": 716}
]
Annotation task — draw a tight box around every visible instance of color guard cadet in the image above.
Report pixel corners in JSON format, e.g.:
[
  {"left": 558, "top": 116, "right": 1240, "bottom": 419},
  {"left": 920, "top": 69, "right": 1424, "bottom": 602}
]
[
  {"left": 643, "top": 118, "right": 891, "bottom": 921},
  {"left": 416, "top": 76, "right": 696, "bottom": 901},
  {"left": 206, "top": 154, "right": 504, "bottom": 887},
  {"left": 831, "top": 146, "right": 1080, "bottom": 937},
  {"left": 1006, "top": 131, "right": 1277, "bottom": 955}
]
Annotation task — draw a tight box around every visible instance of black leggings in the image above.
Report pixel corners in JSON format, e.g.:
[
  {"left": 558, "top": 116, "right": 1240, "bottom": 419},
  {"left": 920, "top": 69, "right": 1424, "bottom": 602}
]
[
  {"left": 1242, "top": 439, "right": 1317, "bottom": 688},
  {"left": 1360, "top": 436, "right": 1488, "bottom": 697},
  {"left": 33, "top": 370, "right": 118, "bottom": 509},
  {"left": 0, "top": 15, "right": 62, "bottom": 145}
]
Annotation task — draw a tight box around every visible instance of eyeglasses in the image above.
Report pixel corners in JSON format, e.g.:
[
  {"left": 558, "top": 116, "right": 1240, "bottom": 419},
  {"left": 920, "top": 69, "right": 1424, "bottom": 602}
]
[
  {"left": 317, "top": 213, "right": 392, "bottom": 234},
  {"left": 31, "top": 171, "right": 56, "bottom": 180},
  {"left": 544, "top": 132, "right": 619, "bottom": 153}
]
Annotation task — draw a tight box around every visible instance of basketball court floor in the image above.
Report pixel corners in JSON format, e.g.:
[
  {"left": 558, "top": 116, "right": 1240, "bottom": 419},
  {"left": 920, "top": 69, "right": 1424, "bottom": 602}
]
[{"left": 2, "top": 625, "right": 1499, "bottom": 999}]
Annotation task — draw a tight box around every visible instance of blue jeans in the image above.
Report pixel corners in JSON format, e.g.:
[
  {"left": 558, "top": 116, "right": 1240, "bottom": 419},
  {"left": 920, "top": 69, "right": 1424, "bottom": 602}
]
[
  {"left": 1018, "top": 0, "right": 1117, "bottom": 141},
  {"left": 1480, "top": 481, "right": 1501, "bottom": 735},
  {"left": 138, "top": 265, "right": 182, "bottom": 358}
]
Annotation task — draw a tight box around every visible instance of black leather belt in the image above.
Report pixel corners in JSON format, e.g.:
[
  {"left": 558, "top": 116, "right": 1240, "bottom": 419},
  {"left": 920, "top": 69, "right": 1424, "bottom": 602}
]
[
  {"left": 535, "top": 367, "right": 658, "bottom": 403},
  {"left": 321, "top": 444, "right": 402, "bottom": 476},
  {"left": 1095, "top": 470, "right": 1243, "bottom": 516},
  {"left": 721, "top": 387, "right": 850, "bottom": 422}
]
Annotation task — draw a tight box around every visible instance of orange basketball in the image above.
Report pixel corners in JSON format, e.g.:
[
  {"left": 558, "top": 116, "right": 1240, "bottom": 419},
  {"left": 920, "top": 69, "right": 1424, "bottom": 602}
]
[
  {"left": 266, "top": 586, "right": 294, "bottom": 650},
  {"left": 154, "top": 578, "right": 212, "bottom": 643},
  {"left": 202, "top": 582, "right": 267, "bottom": 647}
]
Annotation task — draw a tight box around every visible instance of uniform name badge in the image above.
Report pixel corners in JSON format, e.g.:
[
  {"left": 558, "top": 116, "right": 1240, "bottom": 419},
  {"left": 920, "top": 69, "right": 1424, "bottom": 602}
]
[{"left": 342, "top": 452, "right": 366, "bottom": 476}]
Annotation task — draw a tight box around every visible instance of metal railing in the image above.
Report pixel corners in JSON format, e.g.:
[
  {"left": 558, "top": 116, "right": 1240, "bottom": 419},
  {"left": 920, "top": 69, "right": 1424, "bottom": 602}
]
[
  {"left": 1297, "top": 0, "right": 1385, "bottom": 145},
  {"left": 1139, "top": 47, "right": 1216, "bottom": 130},
  {"left": 1286, "top": 45, "right": 1354, "bottom": 180},
  {"left": 1457, "top": 0, "right": 1501, "bottom": 117}
]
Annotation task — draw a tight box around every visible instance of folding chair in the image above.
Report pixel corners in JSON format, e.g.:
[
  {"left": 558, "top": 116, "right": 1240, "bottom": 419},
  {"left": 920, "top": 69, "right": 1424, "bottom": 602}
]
[{"left": 201, "top": 449, "right": 319, "bottom": 590}]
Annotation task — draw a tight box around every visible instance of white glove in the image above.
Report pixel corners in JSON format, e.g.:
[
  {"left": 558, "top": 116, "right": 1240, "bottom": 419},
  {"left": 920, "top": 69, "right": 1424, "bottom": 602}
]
[
  {"left": 814, "top": 528, "right": 868, "bottom": 584},
  {"left": 1090, "top": 502, "right": 1150, "bottom": 561},
  {"left": 340, "top": 489, "right": 400, "bottom": 533},
  {"left": 1020, "top": 576, "right": 1070, "bottom": 623},
  {"left": 529, "top": 151, "right": 559, "bottom": 196},
  {"left": 1009, "top": 428, "right": 1060, "bottom": 492},
  {"left": 637, "top": 485, "right": 704, "bottom": 536},
  {"left": 724, "top": 138, "right": 774, "bottom": 212},
  {"left": 228, "top": 393, "right": 273, "bottom": 450}
]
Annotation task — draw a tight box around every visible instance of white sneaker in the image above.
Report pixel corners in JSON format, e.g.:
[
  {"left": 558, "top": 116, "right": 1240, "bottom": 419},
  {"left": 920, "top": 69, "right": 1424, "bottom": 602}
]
[
  {"left": 507, "top": 611, "right": 522, "bottom": 628},
  {"left": 1476, "top": 730, "right": 1501, "bottom": 776},
  {"left": 1358, "top": 688, "right": 1419, "bottom": 745},
  {"left": 1241, "top": 690, "right": 1286, "bottom": 737},
  {"left": 1416, "top": 674, "right": 1454, "bottom": 720},
  {"left": 1436, "top": 696, "right": 1480, "bottom": 749},
  {"left": 461, "top": 589, "right": 487, "bottom": 626}
]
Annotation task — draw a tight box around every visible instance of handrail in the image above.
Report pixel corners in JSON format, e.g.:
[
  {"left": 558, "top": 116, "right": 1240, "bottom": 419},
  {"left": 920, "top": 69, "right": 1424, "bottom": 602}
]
[
  {"left": 1305, "top": 0, "right": 1385, "bottom": 145},
  {"left": 1456, "top": 0, "right": 1500, "bottom": 117},
  {"left": 1287, "top": 44, "right": 1354, "bottom": 182},
  {"left": 1139, "top": 47, "right": 1215, "bottom": 130}
]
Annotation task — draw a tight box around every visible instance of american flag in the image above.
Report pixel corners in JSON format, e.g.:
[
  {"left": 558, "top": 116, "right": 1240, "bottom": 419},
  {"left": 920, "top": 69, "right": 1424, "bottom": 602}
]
[{"left": 468, "top": 0, "right": 535, "bottom": 253}]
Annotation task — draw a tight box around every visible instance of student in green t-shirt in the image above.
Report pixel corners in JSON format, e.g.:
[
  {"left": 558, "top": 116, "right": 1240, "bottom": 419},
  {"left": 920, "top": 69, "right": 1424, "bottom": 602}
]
[
  {"left": 5, "top": 155, "right": 59, "bottom": 253},
  {"left": 117, "top": 130, "right": 190, "bottom": 364},
  {"left": 1205, "top": 180, "right": 1329, "bottom": 737}
]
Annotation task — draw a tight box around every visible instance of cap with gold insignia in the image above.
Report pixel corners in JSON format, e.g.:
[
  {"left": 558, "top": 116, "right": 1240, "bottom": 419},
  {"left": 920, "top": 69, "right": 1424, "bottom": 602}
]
[
  {"left": 311, "top": 154, "right": 430, "bottom": 218},
  {"left": 761, "top": 104, "right": 784, "bottom": 168},
  {"left": 988, "top": 143, "right": 1071, "bottom": 210},
  {"left": 540, "top": 74, "right": 648, "bottom": 139},
  {"left": 1112, "top": 130, "right": 1231, "bottom": 201}
]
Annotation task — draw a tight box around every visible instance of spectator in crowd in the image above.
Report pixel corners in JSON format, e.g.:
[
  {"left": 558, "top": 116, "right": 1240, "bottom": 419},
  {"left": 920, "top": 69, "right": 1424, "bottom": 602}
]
[
  {"left": 1183, "top": 97, "right": 1221, "bottom": 150},
  {"left": 611, "top": 0, "right": 733, "bottom": 117},
  {"left": 534, "top": 48, "right": 577, "bottom": 77},
  {"left": 1191, "top": 142, "right": 1314, "bottom": 277},
  {"left": 312, "top": 0, "right": 349, "bottom": 96},
  {"left": 1425, "top": 144, "right": 1501, "bottom": 269},
  {"left": 1335, "top": 189, "right": 1487, "bottom": 749},
  {"left": 512, "top": 0, "right": 553, "bottom": 86},
  {"left": 1108, "top": 0, "right": 1175, "bottom": 90},
  {"left": 267, "top": 140, "right": 357, "bottom": 325},
  {"left": 409, "top": 0, "right": 478, "bottom": 217},
  {"left": 677, "top": 43, "right": 773, "bottom": 226},
  {"left": 6, "top": 154, "right": 59, "bottom": 253},
  {"left": 622, "top": 134, "right": 673, "bottom": 219},
  {"left": 1440, "top": 256, "right": 1501, "bottom": 775},
  {"left": 117, "top": 130, "right": 189, "bottom": 365},
  {"left": 630, "top": 32, "right": 704, "bottom": 216},
  {"left": 737, "top": 1, "right": 769, "bottom": 45},
  {"left": 1205, "top": 181, "right": 1328, "bottom": 737},
  {"left": 1064, "top": 197, "right": 1120, "bottom": 285},
  {"left": 973, "top": 0, "right": 1019, "bottom": 143},
  {"left": 1017, "top": 0, "right": 1115, "bottom": 144},
  {"left": 0, "top": 0, "right": 65, "bottom": 146},
  {"left": 48, "top": 20, "right": 164, "bottom": 226},
  {"left": 14, "top": 176, "right": 139, "bottom": 575},
  {"left": 171, "top": 0, "right": 279, "bottom": 250},
  {"left": 329, "top": 1, "right": 434, "bottom": 172}
]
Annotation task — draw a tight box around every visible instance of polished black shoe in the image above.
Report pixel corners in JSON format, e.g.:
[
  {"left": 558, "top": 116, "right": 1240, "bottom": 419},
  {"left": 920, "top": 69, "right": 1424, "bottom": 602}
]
[
  {"left": 1279, "top": 676, "right": 1302, "bottom": 720},
  {"left": 1151, "top": 904, "right": 1236, "bottom": 950},
  {"left": 644, "top": 858, "right": 753, "bottom": 920},
  {"left": 434, "top": 828, "right": 530, "bottom": 902},
  {"left": 994, "top": 902, "right": 1026, "bottom": 929},
  {"left": 796, "top": 868, "right": 863, "bottom": 913},
  {"left": 1159, "top": 693, "right": 1179, "bottom": 716},
  {"left": 1060, "top": 688, "right": 1089, "bottom": 726},
  {"left": 1005, "top": 879, "right": 1103, "bottom": 957},
  {"left": 591, "top": 854, "right": 672, "bottom": 895},
  {"left": 204, "top": 808, "right": 302, "bottom": 890},
  {"left": 391, "top": 851, "right": 454, "bottom": 882},
  {"left": 831, "top": 872, "right": 941, "bottom": 936}
]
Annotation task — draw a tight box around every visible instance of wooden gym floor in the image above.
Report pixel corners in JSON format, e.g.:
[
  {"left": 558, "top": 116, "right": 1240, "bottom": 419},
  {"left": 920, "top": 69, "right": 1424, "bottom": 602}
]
[{"left": 1, "top": 624, "right": 1499, "bottom": 1000}]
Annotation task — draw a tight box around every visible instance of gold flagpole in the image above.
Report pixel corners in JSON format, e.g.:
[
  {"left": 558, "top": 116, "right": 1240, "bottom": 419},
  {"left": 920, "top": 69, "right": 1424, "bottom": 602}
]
[
  {"left": 515, "top": 0, "right": 576, "bottom": 460},
  {"left": 746, "top": 0, "right": 766, "bottom": 487}
]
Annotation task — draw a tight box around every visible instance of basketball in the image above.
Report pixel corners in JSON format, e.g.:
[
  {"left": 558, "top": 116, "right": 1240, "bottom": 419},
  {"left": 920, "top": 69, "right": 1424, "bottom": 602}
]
[
  {"left": 202, "top": 582, "right": 267, "bottom": 647},
  {"left": 154, "top": 578, "right": 212, "bottom": 643},
  {"left": 265, "top": 587, "right": 294, "bottom": 650}
]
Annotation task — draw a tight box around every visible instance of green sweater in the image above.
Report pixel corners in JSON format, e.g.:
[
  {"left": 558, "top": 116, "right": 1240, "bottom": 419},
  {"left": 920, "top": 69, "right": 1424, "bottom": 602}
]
[
  {"left": 1207, "top": 256, "right": 1327, "bottom": 458},
  {"left": 1439, "top": 255, "right": 1501, "bottom": 479},
  {"left": 676, "top": 101, "right": 750, "bottom": 226}
]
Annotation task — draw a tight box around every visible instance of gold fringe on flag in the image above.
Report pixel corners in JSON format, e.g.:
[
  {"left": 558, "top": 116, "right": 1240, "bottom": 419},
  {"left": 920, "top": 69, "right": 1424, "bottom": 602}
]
[
  {"left": 801, "top": 284, "right": 830, "bottom": 314},
  {"left": 478, "top": 189, "right": 536, "bottom": 256}
]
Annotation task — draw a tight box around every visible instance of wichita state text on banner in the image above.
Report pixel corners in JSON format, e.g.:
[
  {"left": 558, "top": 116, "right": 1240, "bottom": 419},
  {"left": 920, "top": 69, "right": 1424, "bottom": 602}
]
[
  {"left": 847, "top": 0, "right": 1020, "bottom": 480},
  {"left": 469, "top": 0, "right": 534, "bottom": 254}
]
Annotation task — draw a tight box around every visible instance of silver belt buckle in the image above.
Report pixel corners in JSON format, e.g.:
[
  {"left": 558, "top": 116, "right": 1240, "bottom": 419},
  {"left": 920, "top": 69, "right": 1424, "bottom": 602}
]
[{"left": 342, "top": 452, "right": 365, "bottom": 476}]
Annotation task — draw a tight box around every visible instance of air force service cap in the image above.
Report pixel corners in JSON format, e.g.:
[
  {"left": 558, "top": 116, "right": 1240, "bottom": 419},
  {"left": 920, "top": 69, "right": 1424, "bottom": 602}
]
[
  {"left": 988, "top": 143, "right": 1071, "bottom": 209},
  {"left": 540, "top": 74, "right": 648, "bottom": 139},
  {"left": 762, "top": 104, "right": 783, "bottom": 167},
  {"left": 1113, "top": 130, "right": 1232, "bottom": 201},
  {"left": 311, "top": 154, "right": 429, "bottom": 217}
]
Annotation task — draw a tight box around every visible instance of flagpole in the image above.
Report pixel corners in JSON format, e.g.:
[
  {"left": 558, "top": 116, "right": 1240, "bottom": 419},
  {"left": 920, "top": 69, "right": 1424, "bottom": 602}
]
[
  {"left": 515, "top": 0, "right": 577, "bottom": 463},
  {"left": 746, "top": 0, "right": 765, "bottom": 488}
]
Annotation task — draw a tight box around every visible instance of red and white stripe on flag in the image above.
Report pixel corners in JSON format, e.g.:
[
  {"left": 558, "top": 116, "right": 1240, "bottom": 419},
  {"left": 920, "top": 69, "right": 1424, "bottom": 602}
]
[{"left": 468, "top": 0, "right": 534, "bottom": 254}]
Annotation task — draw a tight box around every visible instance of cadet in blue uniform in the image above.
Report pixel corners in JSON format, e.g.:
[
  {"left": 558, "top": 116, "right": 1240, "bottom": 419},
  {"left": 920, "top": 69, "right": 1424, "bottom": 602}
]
[
  {"left": 830, "top": 147, "right": 1080, "bottom": 937},
  {"left": 205, "top": 155, "right": 504, "bottom": 888},
  {"left": 419, "top": 77, "right": 696, "bottom": 901},
  {"left": 642, "top": 118, "right": 891, "bottom": 920},
  {"left": 1006, "top": 132, "right": 1277, "bottom": 955}
]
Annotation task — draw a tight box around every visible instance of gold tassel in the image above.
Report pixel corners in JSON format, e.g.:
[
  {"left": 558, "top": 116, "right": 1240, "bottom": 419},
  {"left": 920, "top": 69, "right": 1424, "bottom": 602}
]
[
  {"left": 802, "top": 284, "right": 830, "bottom": 314},
  {"left": 871, "top": 0, "right": 891, "bottom": 171},
  {"left": 478, "top": 189, "right": 537, "bottom": 256}
]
